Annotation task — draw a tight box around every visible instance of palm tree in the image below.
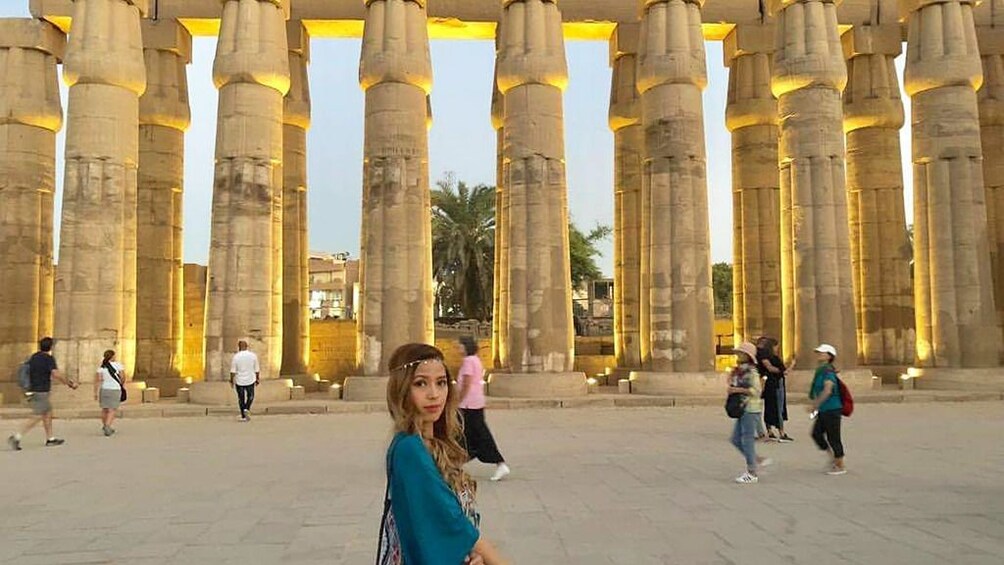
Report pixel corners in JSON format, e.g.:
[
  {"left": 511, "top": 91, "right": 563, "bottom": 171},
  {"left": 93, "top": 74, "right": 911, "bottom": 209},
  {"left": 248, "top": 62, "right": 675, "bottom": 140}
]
[{"left": 431, "top": 173, "right": 496, "bottom": 319}]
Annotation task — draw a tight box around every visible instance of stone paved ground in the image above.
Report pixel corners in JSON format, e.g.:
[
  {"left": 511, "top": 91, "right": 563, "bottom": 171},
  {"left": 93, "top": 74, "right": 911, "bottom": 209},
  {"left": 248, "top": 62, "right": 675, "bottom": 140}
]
[{"left": 1, "top": 402, "right": 1003, "bottom": 565}]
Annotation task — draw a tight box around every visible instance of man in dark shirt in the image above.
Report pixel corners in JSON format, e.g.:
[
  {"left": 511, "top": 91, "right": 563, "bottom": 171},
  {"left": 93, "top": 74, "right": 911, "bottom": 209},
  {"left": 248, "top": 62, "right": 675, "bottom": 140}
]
[{"left": 8, "top": 337, "right": 78, "bottom": 451}]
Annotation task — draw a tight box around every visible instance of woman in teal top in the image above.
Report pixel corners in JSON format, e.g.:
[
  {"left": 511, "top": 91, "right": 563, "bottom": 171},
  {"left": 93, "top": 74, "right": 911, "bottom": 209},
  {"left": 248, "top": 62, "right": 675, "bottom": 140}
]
[
  {"left": 378, "top": 343, "right": 506, "bottom": 565},
  {"left": 809, "top": 344, "right": 846, "bottom": 475}
]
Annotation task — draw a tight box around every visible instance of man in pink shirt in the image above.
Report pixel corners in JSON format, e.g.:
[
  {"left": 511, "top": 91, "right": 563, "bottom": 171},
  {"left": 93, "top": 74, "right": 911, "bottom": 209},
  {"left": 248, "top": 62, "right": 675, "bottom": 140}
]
[{"left": 457, "top": 336, "right": 510, "bottom": 481}]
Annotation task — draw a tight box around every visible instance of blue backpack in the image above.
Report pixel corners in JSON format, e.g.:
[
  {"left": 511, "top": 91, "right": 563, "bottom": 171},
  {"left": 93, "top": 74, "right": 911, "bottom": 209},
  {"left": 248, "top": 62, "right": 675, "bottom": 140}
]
[{"left": 16, "top": 360, "right": 31, "bottom": 390}]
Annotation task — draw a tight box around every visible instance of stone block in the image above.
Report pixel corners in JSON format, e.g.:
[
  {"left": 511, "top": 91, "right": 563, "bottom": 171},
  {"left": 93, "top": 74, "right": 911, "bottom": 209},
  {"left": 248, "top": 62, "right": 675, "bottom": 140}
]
[
  {"left": 841, "top": 25, "right": 902, "bottom": 59},
  {"left": 628, "top": 371, "right": 723, "bottom": 396},
  {"left": 723, "top": 24, "right": 774, "bottom": 65},
  {"left": 487, "top": 373, "right": 588, "bottom": 398},
  {"left": 176, "top": 388, "right": 191, "bottom": 403},
  {"left": 908, "top": 367, "right": 1004, "bottom": 391},
  {"left": 142, "top": 19, "right": 193, "bottom": 62},
  {"left": 342, "top": 376, "right": 389, "bottom": 402},
  {"left": 328, "top": 384, "right": 343, "bottom": 400},
  {"left": 316, "top": 379, "right": 331, "bottom": 392},
  {"left": 290, "top": 385, "right": 306, "bottom": 400},
  {"left": 142, "top": 387, "right": 160, "bottom": 403},
  {"left": 0, "top": 18, "right": 66, "bottom": 60},
  {"left": 189, "top": 379, "right": 293, "bottom": 405},
  {"left": 586, "top": 378, "right": 599, "bottom": 394},
  {"left": 617, "top": 379, "right": 631, "bottom": 394}
]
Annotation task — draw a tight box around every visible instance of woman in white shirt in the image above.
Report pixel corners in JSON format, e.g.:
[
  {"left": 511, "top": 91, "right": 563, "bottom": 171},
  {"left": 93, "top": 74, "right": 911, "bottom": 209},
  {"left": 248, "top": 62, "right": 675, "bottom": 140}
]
[{"left": 94, "top": 350, "right": 125, "bottom": 437}]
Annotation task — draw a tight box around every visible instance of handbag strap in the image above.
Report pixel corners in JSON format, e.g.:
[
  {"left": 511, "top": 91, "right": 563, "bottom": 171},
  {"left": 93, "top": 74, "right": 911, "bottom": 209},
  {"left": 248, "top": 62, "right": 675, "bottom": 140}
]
[{"left": 103, "top": 361, "right": 124, "bottom": 387}]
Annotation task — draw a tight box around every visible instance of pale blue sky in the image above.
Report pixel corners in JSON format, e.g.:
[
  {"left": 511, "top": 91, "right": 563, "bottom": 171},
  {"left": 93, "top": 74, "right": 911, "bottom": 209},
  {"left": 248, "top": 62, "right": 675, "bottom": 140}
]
[{"left": 2, "top": 4, "right": 914, "bottom": 277}]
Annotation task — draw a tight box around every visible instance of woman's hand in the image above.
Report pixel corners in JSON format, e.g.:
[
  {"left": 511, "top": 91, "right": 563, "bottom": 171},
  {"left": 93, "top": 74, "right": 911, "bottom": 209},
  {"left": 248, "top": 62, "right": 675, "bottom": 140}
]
[{"left": 465, "top": 552, "right": 485, "bottom": 565}]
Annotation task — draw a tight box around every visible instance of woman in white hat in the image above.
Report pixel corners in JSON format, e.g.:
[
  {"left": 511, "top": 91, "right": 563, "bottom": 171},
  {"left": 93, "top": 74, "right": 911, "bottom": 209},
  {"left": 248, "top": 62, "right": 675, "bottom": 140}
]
[
  {"left": 810, "top": 344, "right": 846, "bottom": 475},
  {"left": 727, "top": 342, "right": 772, "bottom": 484}
]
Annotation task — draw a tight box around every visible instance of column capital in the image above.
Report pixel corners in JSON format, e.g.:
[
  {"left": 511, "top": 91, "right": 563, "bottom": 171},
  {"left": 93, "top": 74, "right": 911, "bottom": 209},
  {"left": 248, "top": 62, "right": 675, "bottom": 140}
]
[
  {"left": 767, "top": 0, "right": 840, "bottom": 15},
  {"left": 284, "top": 47, "right": 311, "bottom": 130},
  {"left": 369, "top": 0, "right": 426, "bottom": 6},
  {"left": 214, "top": 0, "right": 291, "bottom": 95},
  {"left": 723, "top": 24, "right": 774, "bottom": 68},
  {"left": 0, "top": 18, "right": 66, "bottom": 62},
  {"left": 220, "top": 0, "right": 290, "bottom": 20},
  {"left": 899, "top": 0, "right": 975, "bottom": 18},
  {"left": 903, "top": 0, "right": 981, "bottom": 95},
  {"left": 288, "top": 21, "right": 310, "bottom": 62},
  {"left": 497, "top": 0, "right": 568, "bottom": 93},
  {"left": 609, "top": 23, "right": 639, "bottom": 66},
  {"left": 636, "top": 0, "right": 706, "bottom": 93},
  {"left": 841, "top": 24, "right": 902, "bottom": 60},
  {"left": 503, "top": 0, "right": 556, "bottom": 7},
  {"left": 141, "top": 19, "right": 192, "bottom": 64}
]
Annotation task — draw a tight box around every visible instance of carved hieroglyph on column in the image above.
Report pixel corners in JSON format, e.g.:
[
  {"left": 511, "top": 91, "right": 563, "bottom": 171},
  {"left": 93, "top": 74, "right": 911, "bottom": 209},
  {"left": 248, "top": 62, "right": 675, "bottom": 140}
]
[
  {"left": 978, "top": 28, "right": 1004, "bottom": 331},
  {"left": 55, "top": 0, "right": 147, "bottom": 382},
  {"left": 905, "top": 0, "right": 1001, "bottom": 367},
  {"left": 496, "top": 0, "right": 576, "bottom": 375},
  {"left": 204, "top": 0, "right": 290, "bottom": 382},
  {"left": 609, "top": 23, "right": 643, "bottom": 371},
  {"left": 637, "top": 0, "right": 715, "bottom": 373},
  {"left": 842, "top": 25, "right": 914, "bottom": 366},
  {"left": 281, "top": 22, "right": 311, "bottom": 377},
  {"left": 0, "top": 20, "right": 64, "bottom": 400},
  {"left": 770, "top": 0, "right": 857, "bottom": 369},
  {"left": 357, "top": 0, "right": 435, "bottom": 375},
  {"left": 136, "top": 20, "right": 191, "bottom": 384},
  {"left": 724, "top": 25, "right": 781, "bottom": 345},
  {"left": 491, "top": 39, "right": 508, "bottom": 369}
]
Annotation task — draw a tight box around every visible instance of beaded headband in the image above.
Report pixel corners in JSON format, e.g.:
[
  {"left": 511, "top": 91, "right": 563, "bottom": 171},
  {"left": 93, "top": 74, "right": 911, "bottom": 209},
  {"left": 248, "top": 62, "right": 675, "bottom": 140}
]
[{"left": 390, "top": 357, "right": 444, "bottom": 373}]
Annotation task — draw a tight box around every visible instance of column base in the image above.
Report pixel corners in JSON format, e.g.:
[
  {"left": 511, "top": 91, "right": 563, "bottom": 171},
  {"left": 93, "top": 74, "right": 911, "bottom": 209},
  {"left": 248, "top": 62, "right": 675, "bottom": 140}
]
[
  {"left": 46, "top": 381, "right": 148, "bottom": 408},
  {"left": 628, "top": 371, "right": 723, "bottom": 396},
  {"left": 282, "top": 373, "right": 318, "bottom": 392},
  {"left": 141, "top": 377, "right": 188, "bottom": 398},
  {"left": 341, "top": 376, "right": 389, "bottom": 402},
  {"left": 188, "top": 379, "right": 293, "bottom": 406},
  {"left": 906, "top": 367, "right": 1004, "bottom": 391},
  {"left": 604, "top": 367, "right": 637, "bottom": 383},
  {"left": 486, "top": 372, "right": 588, "bottom": 398},
  {"left": 784, "top": 369, "right": 878, "bottom": 393}
]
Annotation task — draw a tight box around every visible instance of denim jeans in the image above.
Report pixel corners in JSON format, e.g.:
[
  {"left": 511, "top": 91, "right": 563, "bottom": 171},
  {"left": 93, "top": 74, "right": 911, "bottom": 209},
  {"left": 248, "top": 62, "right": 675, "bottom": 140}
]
[{"left": 731, "top": 411, "right": 759, "bottom": 470}]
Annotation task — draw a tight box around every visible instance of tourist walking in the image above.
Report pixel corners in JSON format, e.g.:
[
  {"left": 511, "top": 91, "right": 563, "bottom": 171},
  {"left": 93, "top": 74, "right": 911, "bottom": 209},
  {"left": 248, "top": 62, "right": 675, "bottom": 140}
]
[
  {"left": 757, "top": 337, "right": 793, "bottom": 442},
  {"left": 8, "top": 337, "right": 79, "bottom": 451},
  {"left": 810, "top": 344, "right": 847, "bottom": 475},
  {"left": 377, "top": 343, "right": 507, "bottom": 565},
  {"left": 230, "top": 340, "right": 259, "bottom": 421},
  {"left": 728, "top": 342, "right": 772, "bottom": 484},
  {"left": 95, "top": 350, "right": 126, "bottom": 436},
  {"left": 457, "top": 336, "right": 510, "bottom": 482}
]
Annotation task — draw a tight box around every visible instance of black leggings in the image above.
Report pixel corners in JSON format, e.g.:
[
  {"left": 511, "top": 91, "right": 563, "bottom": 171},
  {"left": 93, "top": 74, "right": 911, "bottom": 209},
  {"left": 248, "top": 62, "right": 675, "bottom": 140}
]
[
  {"left": 812, "top": 410, "right": 844, "bottom": 458},
  {"left": 460, "top": 408, "right": 505, "bottom": 464},
  {"left": 236, "top": 384, "right": 256, "bottom": 416}
]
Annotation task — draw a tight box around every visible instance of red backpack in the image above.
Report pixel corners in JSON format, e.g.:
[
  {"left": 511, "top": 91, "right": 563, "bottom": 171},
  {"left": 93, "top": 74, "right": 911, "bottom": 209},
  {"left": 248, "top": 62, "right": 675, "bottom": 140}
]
[{"left": 837, "top": 377, "right": 853, "bottom": 417}]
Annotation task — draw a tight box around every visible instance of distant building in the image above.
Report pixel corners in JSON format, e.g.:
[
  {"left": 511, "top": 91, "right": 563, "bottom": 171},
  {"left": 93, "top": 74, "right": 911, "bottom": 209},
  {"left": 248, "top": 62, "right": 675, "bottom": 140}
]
[
  {"left": 572, "top": 278, "right": 613, "bottom": 336},
  {"left": 309, "top": 252, "right": 360, "bottom": 320}
]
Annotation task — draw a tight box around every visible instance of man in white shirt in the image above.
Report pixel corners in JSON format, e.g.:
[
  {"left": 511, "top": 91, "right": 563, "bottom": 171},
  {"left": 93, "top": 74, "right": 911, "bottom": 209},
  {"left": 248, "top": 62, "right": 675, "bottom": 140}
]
[{"left": 230, "top": 340, "right": 260, "bottom": 421}]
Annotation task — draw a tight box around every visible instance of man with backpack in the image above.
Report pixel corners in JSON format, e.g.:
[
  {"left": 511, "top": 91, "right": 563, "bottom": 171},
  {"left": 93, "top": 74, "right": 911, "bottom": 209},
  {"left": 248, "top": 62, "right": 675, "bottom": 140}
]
[
  {"left": 8, "top": 337, "right": 79, "bottom": 451},
  {"left": 809, "top": 344, "right": 848, "bottom": 475}
]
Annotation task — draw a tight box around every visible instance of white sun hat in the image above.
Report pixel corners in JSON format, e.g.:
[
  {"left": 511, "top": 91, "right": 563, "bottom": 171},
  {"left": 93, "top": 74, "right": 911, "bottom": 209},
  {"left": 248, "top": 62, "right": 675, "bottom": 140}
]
[{"left": 814, "top": 344, "right": 837, "bottom": 357}]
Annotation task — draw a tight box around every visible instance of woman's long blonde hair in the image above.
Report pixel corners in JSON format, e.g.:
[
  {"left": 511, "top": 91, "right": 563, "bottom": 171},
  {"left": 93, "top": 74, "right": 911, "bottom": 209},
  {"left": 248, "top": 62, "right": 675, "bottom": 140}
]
[{"left": 386, "top": 343, "right": 473, "bottom": 495}]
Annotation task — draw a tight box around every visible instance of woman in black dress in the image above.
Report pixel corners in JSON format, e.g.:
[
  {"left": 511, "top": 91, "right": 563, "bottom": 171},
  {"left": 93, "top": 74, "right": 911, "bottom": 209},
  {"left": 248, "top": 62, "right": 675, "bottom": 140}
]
[{"left": 757, "top": 337, "right": 793, "bottom": 442}]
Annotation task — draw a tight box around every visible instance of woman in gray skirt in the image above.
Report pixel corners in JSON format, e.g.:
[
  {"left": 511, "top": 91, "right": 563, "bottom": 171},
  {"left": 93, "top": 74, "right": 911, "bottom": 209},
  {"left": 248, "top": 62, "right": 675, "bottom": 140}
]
[{"left": 94, "top": 350, "right": 125, "bottom": 436}]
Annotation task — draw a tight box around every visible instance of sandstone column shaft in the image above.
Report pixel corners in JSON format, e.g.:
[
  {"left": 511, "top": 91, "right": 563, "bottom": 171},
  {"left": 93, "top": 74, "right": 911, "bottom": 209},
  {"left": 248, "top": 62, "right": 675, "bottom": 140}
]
[
  {"left": 497, "top": 0, "right": 575, "bottom": 373},
  {"left": 491, "top": 44, "right": 508, "bottom": 369},
  {"left": 0, "top": 20, "right": 64, "bottom": 396},
  {"left": 55, "top": 0, "right": 147, "bottom": 382},
  {"left": 609, "top": 23, "right": 643, "bottom": 370},
  {"left": 978, "top": 28, "right": 1004, "bottom": 331},
  {"left": 905, "top": 0, "right": 1001, "bottom": 367},
  {"left": 281, "top": 22, "right": 311, "bottom": 376},
  {"left": 357, "top": 0, "right": 435, "bottom": 375},
  {"left": 205, "top": 0, "right": 290, "bottom": 381},
  {"left": 724, "top": 25, "right": 782, "bottom": 344},
  {"left": 136, "top": 20, "right": 191, "bottom": 382},
  {"left": 637, "top": 0, "right": 715, "bottom": 373},
  {"left": 843, "top": 25, "right": 915, "bottom": 366},
  {"left": 770, "top": 0, "right": 857, "bottom": 368}
]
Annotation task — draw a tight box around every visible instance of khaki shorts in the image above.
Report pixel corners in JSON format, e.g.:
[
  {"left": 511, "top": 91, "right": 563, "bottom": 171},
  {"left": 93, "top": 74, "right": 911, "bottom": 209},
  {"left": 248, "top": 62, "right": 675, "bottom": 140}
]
[{"left": 28, "top": 392, "right": 52, "bottom": 415}]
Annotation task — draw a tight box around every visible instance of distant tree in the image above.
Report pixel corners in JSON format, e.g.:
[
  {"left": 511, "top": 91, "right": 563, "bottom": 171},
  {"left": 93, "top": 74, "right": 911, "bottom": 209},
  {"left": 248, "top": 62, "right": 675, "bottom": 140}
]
[
  {"left": 569, "top": 223, "right": 612, "bottom": 289},
  {"left": 431, "top": 173, "right": 496, "bottom": 319},
  {"left": 712, "top": 262, "right": 733, "bottom": 318}
]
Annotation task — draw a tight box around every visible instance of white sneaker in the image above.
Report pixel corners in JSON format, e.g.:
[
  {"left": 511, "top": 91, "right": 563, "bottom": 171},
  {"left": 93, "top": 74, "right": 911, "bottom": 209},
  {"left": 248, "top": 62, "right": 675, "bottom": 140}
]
[
  {"left": 734, "top": 472, "right": 758, "bottom": 484},
  {"left": 826, "top": 466, "right": 847, "bottom": 476},
  {"left": 490, "top": 463, "right": 511, "bottom": 482}
]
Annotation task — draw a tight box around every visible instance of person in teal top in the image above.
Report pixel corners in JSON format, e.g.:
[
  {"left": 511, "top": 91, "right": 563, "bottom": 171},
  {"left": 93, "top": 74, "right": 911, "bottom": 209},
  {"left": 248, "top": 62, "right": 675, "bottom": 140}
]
[
  {"left": 809, "top": 344, "right": 847, "bottom": 475},
  {"left": 377, "top": 343, "right": 507, "bottom": 565}
]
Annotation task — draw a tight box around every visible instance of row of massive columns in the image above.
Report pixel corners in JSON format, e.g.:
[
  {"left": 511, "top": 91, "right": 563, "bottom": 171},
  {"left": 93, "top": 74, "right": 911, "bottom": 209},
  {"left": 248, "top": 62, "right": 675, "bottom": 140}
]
[{"left": 4, "top": 0, "right": 1004, "bottom": 402}]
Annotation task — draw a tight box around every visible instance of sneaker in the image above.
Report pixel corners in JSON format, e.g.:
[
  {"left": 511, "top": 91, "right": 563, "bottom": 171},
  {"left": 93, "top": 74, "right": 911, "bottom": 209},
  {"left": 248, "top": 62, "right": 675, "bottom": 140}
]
[
  {"left": 45, "top": 438, "right": 65, "bottom": 447},
  {"left": 767, "top": 433, "right": 778, "bottom": 442},
  {"left": 734, "top": 472, "right": 758, "bottom": 484},
  {"left": 778, "top": 434, "right": 794, "bottom": 443},
  {"left": 826, "top": 466, "right": 847, "bottom": 476},
  {"left": 7, "top": 435, "right": 21, "bottom": 451},
  {"left": 490, "top": 463, "right": 511, "bottom": 482}
]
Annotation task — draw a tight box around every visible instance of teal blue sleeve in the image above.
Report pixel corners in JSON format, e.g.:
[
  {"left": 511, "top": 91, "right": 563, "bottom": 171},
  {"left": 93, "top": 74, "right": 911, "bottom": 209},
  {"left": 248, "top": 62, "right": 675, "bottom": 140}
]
[{"left": 390, "top": 435, "right": 479, "bottom": 564}]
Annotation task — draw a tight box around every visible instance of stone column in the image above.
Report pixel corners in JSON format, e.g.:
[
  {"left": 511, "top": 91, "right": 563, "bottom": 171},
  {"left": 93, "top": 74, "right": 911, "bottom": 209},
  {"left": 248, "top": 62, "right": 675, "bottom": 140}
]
[
  {"left": 281, "top": 21, "right": 311, "bottom": 379},
  {"left": 905, "top": 0, "right": 1001, "bottom": 370},
  {"left": 491, "top": 44, "right": 507, "bottom": 369},
  {"left": 0, "top": 20, "right": 64, "bottom": 403},
  {"left": 353, "top": 0, "right": 435, "bottom": 384},
  {"left": 609, "top": 23, "right": 643, "bottom": 372},
  {"left": 55, "top": 0, "right": 147, "bottom": 386},
  {"left": 724, "top": 24, "right": 782, "bottom": 345},
  {"left": 842, "top": 25, "right": 915, "bottom": 367},
  {"left": 135, "top": 20, "right": 190, "bottom": 391},
  {"left": 769, "top": 0, "right": 857, "bottom": 370},
  {"left": 491, "top": 0, "right": 584, "bottom": 397},
  {"left": 633, "top": 0, "right": 716, "bottom": 387},
  {"left": 978, "top": 28, "right": 1004, "bottom": 331},
  {"left": 199, "top": 0, "right": 290, "bottom": 401}
]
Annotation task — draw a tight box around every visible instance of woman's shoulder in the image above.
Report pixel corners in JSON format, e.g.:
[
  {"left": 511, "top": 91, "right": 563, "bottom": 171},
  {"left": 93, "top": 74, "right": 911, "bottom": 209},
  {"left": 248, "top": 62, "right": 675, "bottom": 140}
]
[{"left": 390, "top": 433, "right": 427, "bottom": 460}]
